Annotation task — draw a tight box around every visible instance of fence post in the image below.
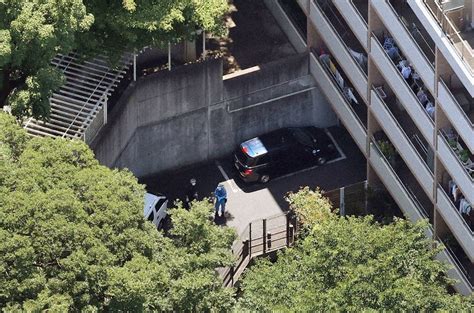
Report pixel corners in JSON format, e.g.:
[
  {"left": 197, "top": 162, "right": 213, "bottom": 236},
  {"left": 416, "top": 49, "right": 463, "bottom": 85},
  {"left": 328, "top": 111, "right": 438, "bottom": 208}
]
[
  {"left": 340, "top": 186, "right": 345, "bottom": 216},
  {"left": 267, "top": 232, "right": 272, "bottom": 250},
  {"left": 248, "top": 222, "right": 252, "bottom": 257},
  {"left": 286, "top": 214, "right": 290, "bottom": 247},
  {"left": 262, "top": 219, "right": 267, "bottom": 254},
  {"left": 242, "top": 239, "right": 249, "bottom": 259}
]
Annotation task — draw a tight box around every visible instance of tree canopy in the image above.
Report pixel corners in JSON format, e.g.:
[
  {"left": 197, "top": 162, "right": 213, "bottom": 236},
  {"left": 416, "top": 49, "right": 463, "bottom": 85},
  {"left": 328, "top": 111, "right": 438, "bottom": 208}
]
[
  {"left": 0, "top": 113, "right": 235, "bottom": 311},
  {"left": 0, "top": 0, "right": 229, "bottom": 120},
  {"left": 238, "top": 187, "right": 473, "bottom": 312}
]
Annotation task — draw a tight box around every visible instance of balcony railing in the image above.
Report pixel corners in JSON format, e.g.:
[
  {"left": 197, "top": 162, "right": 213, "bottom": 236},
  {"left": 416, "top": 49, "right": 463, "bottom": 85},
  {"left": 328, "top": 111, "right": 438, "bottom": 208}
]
[
  {"left": 315, "top": 51, "right": 367, "bottom": 127},
  {"left": 313, "top": 0, "right": 368, "bottom": 76},
  {"left": 423, "top": 0, "right": 474, "bottom": 75},
  {"left": 437, "top": 235, "right": 474, "bottom": 288},
  {"left": 370, "top": 138, "right": 433, "bottom": 223},
  {"left": 372, "top": 33, "right": 436, "bottom": 119},
  {"left": 438, "top": 184, "right": 473, "bottom": 233},
  {"left": 372, "top": 89, "right": 434, "bottom": 179},
  {"left": 388, "top": 1, "right": 435, "bottom": 65},
  {"left": 439, "top": 129, "right": 474, "bottom": 182}
]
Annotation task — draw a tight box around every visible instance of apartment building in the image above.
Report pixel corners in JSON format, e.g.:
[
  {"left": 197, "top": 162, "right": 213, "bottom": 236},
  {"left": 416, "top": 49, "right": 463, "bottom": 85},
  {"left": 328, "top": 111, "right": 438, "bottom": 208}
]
[{"left": 271, "top": 0, "right": 473, "bottom": 295}]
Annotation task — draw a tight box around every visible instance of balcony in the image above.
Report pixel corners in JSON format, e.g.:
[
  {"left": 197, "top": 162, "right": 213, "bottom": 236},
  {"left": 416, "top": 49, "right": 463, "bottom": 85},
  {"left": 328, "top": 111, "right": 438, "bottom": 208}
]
[
  {"left": 423, "top": 0, "right": 474, "bottom": 75},
  {"left": 333, "top": 0, "right": 368, "bottom": 49},
  {"left": 436, "top": 240, "right": 473, "bottom": 296},
  {"left": 369, "top": 139, "right": 433, "bottom": 226},
  {"left": 437, "top": 131, "right": 474, "bottom": 204},
  {"left": 438, "top": 79, "right": 474, "bottom": 152},
  {"left": 371, "top": 35, "right": 435, "bottom": 145},
  {"left": 310, "top": 0, "right": 368, "bottom": 102},
  {"left": 372, "top": 0, "right": 436, "bottom": 92},
  {"left": 437, "top": 186, "right": 474, "bottom": 261},
  {"left": 371, "top": 90, "right": 434, "bottom": 198},
  {"left": 309, "top": 52, "right": 367, "bottom": 154}
]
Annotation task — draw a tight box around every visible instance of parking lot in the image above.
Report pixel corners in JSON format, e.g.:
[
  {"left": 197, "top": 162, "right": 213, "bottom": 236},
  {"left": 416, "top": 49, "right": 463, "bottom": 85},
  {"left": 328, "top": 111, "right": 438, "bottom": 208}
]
[{"left": 141, "top": 126, "right": 366, "bottom": 235}]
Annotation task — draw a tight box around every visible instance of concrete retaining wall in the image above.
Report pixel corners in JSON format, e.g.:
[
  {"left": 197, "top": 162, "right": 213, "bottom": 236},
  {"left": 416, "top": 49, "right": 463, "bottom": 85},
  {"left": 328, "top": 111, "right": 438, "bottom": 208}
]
[{"left": 92, "top": 53, "right": 337, "bottom": 178}]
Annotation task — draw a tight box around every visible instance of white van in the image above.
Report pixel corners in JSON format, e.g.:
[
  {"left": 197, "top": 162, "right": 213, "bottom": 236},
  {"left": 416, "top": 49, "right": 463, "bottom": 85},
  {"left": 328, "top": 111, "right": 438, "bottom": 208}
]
[{"left": 144, "top": 192, "right": 168, "bottom": 229}]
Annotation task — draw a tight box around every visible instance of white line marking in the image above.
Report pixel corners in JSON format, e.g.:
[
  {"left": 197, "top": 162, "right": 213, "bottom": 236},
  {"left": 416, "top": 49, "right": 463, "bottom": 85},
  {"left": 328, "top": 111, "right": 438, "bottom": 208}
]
[
  {"left": 325, "top": 128, "right": 346, "bottom": 159},
  {"left": 272, "top": 130, "right": 347, "bottom": 182},
  {"left": 215, "top": 161, "right": 240, "bottom": 193},
  {"left": 272, "top": 155, "right": 346, "bottom": 182}
]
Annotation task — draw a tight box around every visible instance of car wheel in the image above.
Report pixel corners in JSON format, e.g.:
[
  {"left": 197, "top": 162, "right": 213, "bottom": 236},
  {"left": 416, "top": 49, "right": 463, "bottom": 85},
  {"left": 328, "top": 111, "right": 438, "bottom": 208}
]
[
  {"left": 317, "top": 157, "right": 327, "bottom": 165},
  {"left": 260, "top": 174, "right": 270, "bottom": 184}
]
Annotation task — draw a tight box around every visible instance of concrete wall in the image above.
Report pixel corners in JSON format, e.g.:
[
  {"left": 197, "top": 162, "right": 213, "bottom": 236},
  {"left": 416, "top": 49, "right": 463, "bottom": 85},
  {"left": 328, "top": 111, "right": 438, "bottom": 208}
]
[{"left": 92, "top": 53, "right": 336, "bottom": 178}]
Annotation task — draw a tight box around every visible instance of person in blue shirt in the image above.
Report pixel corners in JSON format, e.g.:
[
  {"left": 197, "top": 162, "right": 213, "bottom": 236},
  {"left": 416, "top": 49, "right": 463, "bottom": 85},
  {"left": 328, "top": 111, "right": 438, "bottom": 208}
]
[{"left": 214, "top": 184, "right": 227, "bottom": 217}]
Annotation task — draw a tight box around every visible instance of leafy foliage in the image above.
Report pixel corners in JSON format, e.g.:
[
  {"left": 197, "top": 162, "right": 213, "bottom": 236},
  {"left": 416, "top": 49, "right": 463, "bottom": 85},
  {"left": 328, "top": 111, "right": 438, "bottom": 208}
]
[
  {"left": 1, "top": 0, "right": 229, "bottom": 120},
  {"left": 239, "top": 188, "right": 473, "bottom": 312},
  {"left": 0, "top": 113, "right": 235, "bottom": 311}
]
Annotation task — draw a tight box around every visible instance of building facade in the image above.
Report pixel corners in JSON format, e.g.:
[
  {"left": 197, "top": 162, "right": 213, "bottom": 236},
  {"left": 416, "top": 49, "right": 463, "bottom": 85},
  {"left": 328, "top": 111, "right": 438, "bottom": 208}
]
[{"left": 273, "top": 0, "right": 473, "bottom": 295}]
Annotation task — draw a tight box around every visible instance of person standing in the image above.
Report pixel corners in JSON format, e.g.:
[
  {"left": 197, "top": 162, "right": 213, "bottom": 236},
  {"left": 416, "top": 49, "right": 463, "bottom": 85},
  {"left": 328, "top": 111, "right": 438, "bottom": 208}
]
[
  {"left": 214, "top": 184, "right": 227, "bottom": 217},
  {"left": 184, "top": 178, "right": 198, "bottom": 210}
]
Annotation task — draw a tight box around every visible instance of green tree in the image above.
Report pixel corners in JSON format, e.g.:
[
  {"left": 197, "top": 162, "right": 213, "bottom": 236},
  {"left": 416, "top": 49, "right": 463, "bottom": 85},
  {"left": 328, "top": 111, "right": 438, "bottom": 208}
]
[
  {"left": 238, "top": 188, "right": 473, "bottom": 312},
  {"left": 79, "top": 0, "right": 229, "bottom": 59},
  {"left": 0, "top": 0, "right": 94, "bottom": 119},
  {"left": 1, "top": 0, "right": 229, "bottom": 120},
  {"left": 0, "top": 112, "right": 235, "bottom": 311}
]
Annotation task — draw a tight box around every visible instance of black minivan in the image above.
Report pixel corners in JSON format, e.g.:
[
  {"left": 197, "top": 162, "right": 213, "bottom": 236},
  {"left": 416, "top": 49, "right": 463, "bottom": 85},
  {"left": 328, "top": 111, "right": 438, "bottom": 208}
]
[{"left": 234, "top": 127, "right": 338, "bottom": 183}]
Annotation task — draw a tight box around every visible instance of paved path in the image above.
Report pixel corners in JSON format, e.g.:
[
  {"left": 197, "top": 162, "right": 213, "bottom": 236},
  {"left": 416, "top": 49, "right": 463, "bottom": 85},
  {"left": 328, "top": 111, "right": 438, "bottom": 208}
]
[{"left": 142, "top": 126, "right": 366, "bottom": 235}]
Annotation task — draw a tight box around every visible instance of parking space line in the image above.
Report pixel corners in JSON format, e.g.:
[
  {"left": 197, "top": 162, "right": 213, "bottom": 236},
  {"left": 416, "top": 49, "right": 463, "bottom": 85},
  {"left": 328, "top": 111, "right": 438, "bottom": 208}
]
[
  {"left": 215, "top": 161, "right": 240, "bottom": 193},
  {"left": 272, "top": 154, "right": 346, "bottom": 182},
  {"left": 325, "top": 128, "right": 346, "bottom": 159}
]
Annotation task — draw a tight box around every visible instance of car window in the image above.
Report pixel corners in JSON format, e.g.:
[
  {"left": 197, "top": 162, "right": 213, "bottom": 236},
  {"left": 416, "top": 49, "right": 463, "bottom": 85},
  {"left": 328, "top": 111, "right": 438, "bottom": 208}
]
[
  {"left": 236, "top": 148, "right": 256, "bottom": 166},
  {"left": 147, "top": 211, "right": 154, "bottom": 222},
  {"left": 291, "top": 128, "right": 315, "bottom": 147},
  {"left": 155, "top": 198, "right": 167, "bottom": 212}
]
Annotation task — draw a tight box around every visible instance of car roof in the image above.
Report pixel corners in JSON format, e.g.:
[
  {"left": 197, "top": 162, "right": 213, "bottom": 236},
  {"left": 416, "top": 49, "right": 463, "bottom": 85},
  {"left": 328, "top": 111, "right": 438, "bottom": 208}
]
[
  {"left": 144, "top": 192, "right": 166, "bottom": 216},
  {"left": 241, "top": 128, "right": 295, "bottom": 158}
]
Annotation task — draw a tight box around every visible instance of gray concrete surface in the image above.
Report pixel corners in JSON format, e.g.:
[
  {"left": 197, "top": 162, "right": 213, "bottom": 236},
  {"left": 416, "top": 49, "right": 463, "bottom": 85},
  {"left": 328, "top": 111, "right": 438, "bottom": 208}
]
[
  {"left": 92, "top": 53, "right": 337, "bottom": 178},
  {"left": 142, "top": 126, "right": 367, "bottom": 235}
]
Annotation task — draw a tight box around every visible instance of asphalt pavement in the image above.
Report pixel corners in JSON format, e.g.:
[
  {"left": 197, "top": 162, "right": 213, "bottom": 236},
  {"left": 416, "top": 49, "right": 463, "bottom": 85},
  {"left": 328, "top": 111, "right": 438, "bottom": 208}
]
[{"left": 141, "top": 126, "right": 366, "bottom": 236}]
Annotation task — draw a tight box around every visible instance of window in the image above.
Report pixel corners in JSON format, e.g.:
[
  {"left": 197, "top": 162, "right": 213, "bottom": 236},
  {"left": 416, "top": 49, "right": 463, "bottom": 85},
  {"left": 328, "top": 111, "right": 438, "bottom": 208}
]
[{"left": 147, "top": 211, "right": 154, "bottom": 222}]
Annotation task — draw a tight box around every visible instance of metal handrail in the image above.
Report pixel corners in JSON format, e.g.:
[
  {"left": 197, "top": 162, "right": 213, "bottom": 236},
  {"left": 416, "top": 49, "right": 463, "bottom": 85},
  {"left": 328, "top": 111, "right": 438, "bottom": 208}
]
[
  {"left": 437, "top": 184, "right": 474, "bottom": 234},
  {"left": 437, "top": 235, "right": 474, "bottom": 288},
  {"left": 370, "top": 138, "right": 432, "bottom": 220},
  {"left": 372, "top": 33, "right": 435, "bottom": 124},
  {"left": 423, "top": 0, "right": 473, "bottom": 75},
  {"left": 386, "top": 1, "right": 435, "bottom": 67},
  {"left": 438, "top": 129, "right": 474, "bottom": 182},
  {"left": 372, "top": 87, "right": 434, "bottom": 175},
  {"left": 439, "top": 78, "right": 474, "bottom": 126},
  {"left": 312, "top": 50, "right": 367, "bottom": 130},
  {"left": 314, "top": 0, "right": 368, "bottom": 76},
  {"left": 349, "top": 0, "right": 368, "bottom": 24}
]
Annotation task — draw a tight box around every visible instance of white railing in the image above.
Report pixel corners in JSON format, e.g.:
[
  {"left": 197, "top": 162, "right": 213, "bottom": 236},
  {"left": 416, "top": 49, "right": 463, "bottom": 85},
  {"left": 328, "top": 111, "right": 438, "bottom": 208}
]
[
  {"left": 423, "top": 0, "right": 474, "bottom": 75},
  {"left": 371, "top": 90, "right": 434, "bottom": 198}
]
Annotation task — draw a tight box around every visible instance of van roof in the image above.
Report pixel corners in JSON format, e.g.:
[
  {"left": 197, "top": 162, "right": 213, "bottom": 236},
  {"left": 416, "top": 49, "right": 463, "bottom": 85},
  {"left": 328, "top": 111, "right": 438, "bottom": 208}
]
[
  {"left": 241, "top": 137, "right": 268, "bottom": 158},
  {"left": 144, "top": 192, "right": 166, "bottom": 217}
]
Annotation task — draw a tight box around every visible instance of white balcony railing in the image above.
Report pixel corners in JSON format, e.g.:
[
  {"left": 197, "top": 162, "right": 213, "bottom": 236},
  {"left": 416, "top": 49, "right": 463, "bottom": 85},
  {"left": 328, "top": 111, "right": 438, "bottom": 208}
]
[
  {"left": 372, "top": 0, "right": 435, "bottom": 92},
  {"left": 437, "top": 134, "right": 474, "bottom": 204},
  {"left": 438, "top": 80, "right": 474, "bottom": 152},
  {"left": 309, "top": 53, "right": 367, "bottom": 154},
  {"left": 437, "top": 186, "right": 474, "bottom": 263},
  {"left": 309, "top": 0, "right": 368, "bottom": 102},
  {"left": 371, "top": 90, "right": 434, "bottom": 198},
  {"left": 333, "top": 0, "right": 368, "bottom": 49},
  {"left": 371, "top": 36, "right": 435, "bottom": 146},
  {"left": 369, "top": 141, "right": 431, "bottom": 225}
]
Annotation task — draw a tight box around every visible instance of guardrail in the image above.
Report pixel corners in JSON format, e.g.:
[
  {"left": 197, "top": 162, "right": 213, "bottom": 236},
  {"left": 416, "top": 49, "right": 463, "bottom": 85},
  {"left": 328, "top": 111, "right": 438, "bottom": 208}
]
[{"left": 423, "top": 0, "right": 473, "bottom": 75}]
